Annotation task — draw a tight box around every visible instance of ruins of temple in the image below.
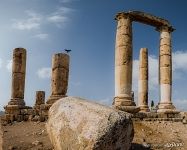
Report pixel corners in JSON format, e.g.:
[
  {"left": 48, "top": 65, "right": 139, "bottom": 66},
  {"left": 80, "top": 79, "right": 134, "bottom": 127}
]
[
  {"left": 113, "top": 11, "right": 177, "bottom": 113},
  {"left": 4, "top": 48, "right": 70, "bottom": 122},
  {"left": 3, "top": 10, "right": 184, "bottom": 123}
]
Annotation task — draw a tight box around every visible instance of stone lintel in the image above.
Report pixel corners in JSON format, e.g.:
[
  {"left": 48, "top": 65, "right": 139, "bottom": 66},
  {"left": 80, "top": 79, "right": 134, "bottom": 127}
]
[{"left": 115, "top": 11, "right": 174, "bottom": 31}]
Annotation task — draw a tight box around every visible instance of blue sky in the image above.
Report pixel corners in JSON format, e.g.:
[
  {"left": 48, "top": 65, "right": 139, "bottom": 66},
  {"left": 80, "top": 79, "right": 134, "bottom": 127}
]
[{"left": 0, "top": 0, "right": 187, "bottom": 111}]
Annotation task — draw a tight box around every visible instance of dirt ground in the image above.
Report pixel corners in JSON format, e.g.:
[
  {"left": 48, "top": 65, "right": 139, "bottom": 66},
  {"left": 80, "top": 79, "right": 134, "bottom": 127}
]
[
  {"left": 1, "top": 119, "right": 187, "bottom": 150},
  {"left": 132, "top": 121, "right": 187, "bottom": 150},
  {"left": 2, "top": 121, "right": 53, "bottom": 150}
]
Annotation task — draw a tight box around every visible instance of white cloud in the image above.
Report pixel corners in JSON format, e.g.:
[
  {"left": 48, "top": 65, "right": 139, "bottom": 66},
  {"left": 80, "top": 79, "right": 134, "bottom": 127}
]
[
  {"left": 12, "top": 10, "right": 41, "bottom": 30},
  {"left": 34, "top": 33, "right": 48, "bottom": 40},
  {"left": 6, "top": 60, "right": 12, "bottom": 72},
  {"left": 173, "top": 51, "right": 187, "bottom": 72},
  {"left": 12, "top": 7, "right": 74, "bottom": 31},
  {"left": 37, "top": 67, "right": 51, "bottom": 79},
  {"left": 47, "top": 7, "right": 73, "bottom": 27},
  {"left": 48, "top": 15, "right": 68, "bottom": 23}
]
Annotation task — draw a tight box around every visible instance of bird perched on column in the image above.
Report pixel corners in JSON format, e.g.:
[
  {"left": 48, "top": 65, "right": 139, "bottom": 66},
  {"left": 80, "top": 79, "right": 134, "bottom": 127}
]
[{"left": 64, "top": 49, "right": 71, "bottom": 53}]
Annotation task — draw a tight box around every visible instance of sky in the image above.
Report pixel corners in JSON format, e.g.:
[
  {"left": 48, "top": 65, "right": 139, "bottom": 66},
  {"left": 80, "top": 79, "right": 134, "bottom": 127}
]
[{"left": 0, "top": 0, "right": 187, "bottom": 111}]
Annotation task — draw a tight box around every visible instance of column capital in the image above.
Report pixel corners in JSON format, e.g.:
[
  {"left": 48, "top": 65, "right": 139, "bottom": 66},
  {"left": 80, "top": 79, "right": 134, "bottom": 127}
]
[
  {"left": 115, "top": 12, "right": 132, "bottom": 21},
  {"left": 156, "top": 25, "right": 175, "bottom": 33}
]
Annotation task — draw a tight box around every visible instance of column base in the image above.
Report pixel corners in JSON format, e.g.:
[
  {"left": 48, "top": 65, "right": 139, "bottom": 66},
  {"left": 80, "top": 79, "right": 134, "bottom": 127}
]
[
  {"left": 113, "top": 96, "right": 140, "bottom": 113},
  {"left": 139, "top": 105, "right": 150, "bottom": 112},
  {"left": 157, "top": 102, "right": 179, "bottom": 113},
  {"left": 4, "top": 104, "right": 32, "bottom": 122},
  {"left": 8, "top": 98, "right": 25, "bottom": 106},
  {"left": 46, "top": 94, "right": 67, "bottom": 105}
]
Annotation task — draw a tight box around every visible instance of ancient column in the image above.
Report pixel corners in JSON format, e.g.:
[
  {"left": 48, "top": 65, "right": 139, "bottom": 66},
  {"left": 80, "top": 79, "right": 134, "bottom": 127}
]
[
  {"left": 113, "top": 12, "right": 139, "bottom": 113},
  {"left": 35, "top": 91, "right": 45, "bottom": 106},
  {"left": 138, "top": 48, "right": 149, "bottom": 112},
  {"left": 46, "top": 53, "right": 69, "bottom": 105},
  {"left": 34, "top": 91, "right": 45, "bottom": 115},
  {"left": 157, "top": 26, "right": 176, "bottom": 113},
  {"left": 8, "top": 48, "right": 26, "bottom": 106}
]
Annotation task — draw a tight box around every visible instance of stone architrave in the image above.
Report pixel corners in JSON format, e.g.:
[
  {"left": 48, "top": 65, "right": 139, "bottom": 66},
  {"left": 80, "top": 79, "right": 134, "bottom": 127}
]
[
  {"left": 8, "top": 48, "right": 27, "bottom": 106},
  {"left": 138, "top": 48, "right": 150, "bottom": 112},
  {"left": 113, "top": 12, "right": 139, "bottom": 113},
  {"left": 157, "top": 26, "right": 176, "bottom": 113},
  {"left": 46, "top": 53, "right": 69, "bottom": 105}
]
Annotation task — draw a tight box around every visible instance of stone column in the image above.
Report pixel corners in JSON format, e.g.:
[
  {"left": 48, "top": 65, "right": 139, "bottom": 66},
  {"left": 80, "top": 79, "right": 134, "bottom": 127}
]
[
  {"left": 138, "top": 48, "right": 150, "bottom": 112},
  {"left": 8, "top": 48, "right": 26, "bottom": 106},
  {"left": 35, "top": 91, "right": 45, "bottom": 106},
  {"left": 47, "top": 53, "right": 69, "bottom": 105},
  {"left": 113, "top": 12, "right": 139, "bottom": 113},
  {"left": 157, "top": 26, "right": 176, "bottom": 113},
  {"left": 34, "top": 91, "right": 45, "bottom": 115}
]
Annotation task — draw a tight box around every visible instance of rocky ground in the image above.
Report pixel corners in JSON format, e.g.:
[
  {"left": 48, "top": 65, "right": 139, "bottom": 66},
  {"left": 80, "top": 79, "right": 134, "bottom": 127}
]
[
  {"left": 1, "top": 121, "right": 53, "bottom": 150},
  {"left": 132, "top": 121, "right": 187, "bottom": 150},
  {"left": 1, "top": 119, "right": 187, "bottom": 150}
]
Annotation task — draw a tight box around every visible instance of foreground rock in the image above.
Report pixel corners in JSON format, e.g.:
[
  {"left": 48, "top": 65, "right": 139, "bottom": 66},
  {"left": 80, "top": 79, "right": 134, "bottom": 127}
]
[{"left": 46, "top": 97, "right": 134, "bottom": 150}]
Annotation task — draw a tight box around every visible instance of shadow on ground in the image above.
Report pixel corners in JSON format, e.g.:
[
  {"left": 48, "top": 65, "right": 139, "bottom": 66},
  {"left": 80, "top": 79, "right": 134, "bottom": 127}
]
[{"left": 131, "top": 143, "right": 151, "bottom": 150}]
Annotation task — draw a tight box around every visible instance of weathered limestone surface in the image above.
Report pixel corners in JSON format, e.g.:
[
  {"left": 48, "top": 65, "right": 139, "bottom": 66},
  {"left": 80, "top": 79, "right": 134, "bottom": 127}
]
[
  {"left": 35, "top": 91, "right": 45, "bottom": 106},
  {"left": 46, "top": 97, "right": 134, "bottom": 150},
  {"left": 33, "top": 91, "right": 45, "bottom": 116},
  {"left": 113, "top": 13, "right": 139, "bottom": 113},
  {"left": 127, "top": 11, "right": 173, "bottom": 29},
  {"left": 8, "top": 48, "right": 26, "bottom": 106},
  {"left": 138, "top": 48, "right": 149, "bottom": 112},
  {"left": 4, "top": 48, "right": 29, "bottom": 122},
  {"left": 113, "top": 11, "right": 176, "bottom": 113},
  {"left": 47, "top": 53, "right": 69, "bottom": 105},
  {"left": 157, "top": 26, "right": 176, "bottom": 113}
]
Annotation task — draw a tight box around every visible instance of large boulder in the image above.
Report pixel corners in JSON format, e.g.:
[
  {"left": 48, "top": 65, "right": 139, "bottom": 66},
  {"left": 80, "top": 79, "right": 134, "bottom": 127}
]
[{"left": 46, "top": 97, "right": 134, "bottom": 150}]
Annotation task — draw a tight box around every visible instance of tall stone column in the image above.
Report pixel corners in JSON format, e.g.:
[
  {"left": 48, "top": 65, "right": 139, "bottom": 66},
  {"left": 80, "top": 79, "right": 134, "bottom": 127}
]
[
  {"left": 157, "top": 26, "right": 176, "bottom": 113},
  {"left": 47, "top": 53, "right": 69, "bottom": 105},
  {"left": 138, "top": 48, "right": 149, "bottom": 112},
  {"left": 113, "top": 12, "right": 139, "bottom": 113},
  {"left": 8, "top": 48, "right": 26, "bottom": 106}
]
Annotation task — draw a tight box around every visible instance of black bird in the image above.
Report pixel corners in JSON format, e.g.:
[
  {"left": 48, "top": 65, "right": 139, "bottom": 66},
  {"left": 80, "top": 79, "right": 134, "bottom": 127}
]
[{"left": 64, "top": 49, "right": 72, "bottom": 53}]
